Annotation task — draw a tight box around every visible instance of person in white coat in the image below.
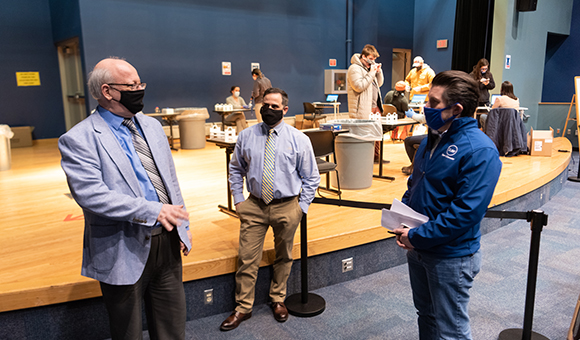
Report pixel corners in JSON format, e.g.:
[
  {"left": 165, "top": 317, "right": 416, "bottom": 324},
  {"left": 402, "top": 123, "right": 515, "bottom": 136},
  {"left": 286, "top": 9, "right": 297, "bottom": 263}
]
[
  {"left": 347, "top": 44, "right": 384, "bottom": 162},
  {"left": 347, "top": 44, "right": 384, "bottom": 119}
]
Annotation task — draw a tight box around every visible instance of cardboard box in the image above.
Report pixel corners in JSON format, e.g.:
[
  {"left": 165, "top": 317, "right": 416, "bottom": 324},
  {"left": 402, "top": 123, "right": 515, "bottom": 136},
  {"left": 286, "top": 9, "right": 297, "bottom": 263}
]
[
  {"left": 528, "top": 127, "right": 553, "bottom": 156},
  {"left": 10, "top": 126, "right": 34, "bottom": 148}
]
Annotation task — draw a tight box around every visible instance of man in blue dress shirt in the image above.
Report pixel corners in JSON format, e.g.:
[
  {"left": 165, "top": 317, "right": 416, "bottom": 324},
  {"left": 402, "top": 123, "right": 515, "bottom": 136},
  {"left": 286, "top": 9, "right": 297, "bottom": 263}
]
[
  {"left": 220, "top": 87, "right": 320, "bottom": 331},
  {"left": 59, "top": 57, "right": 192, "bottom": 339}
]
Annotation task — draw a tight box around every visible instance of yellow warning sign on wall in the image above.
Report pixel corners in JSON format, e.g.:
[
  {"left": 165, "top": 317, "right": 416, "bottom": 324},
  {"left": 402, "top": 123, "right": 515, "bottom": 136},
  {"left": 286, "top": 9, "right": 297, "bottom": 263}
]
[{"left": 16, "top": 72, "right": 41, "bottom": 86}]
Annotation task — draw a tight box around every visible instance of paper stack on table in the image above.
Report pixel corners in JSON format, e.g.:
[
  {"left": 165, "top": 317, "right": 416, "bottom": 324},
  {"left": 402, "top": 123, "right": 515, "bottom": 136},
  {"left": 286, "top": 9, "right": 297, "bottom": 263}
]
[{"left": 381, "top": 199, "right": 429, "bottom": 230}]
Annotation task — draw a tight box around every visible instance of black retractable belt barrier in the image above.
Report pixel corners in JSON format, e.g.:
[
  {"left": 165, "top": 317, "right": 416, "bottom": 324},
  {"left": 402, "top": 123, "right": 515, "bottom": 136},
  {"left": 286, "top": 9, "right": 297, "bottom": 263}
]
[
  {"left": 569, "top": 156, "right": 580, "bottom": 182},
  {"left": 285, "top": 213, "right": 326, "bottom": 317},
  {"left": 498, "top": 210, "right": 549, "bottom": 340},
  {"left": 294, "top": 197, "right": 549, "bottom": 339}
]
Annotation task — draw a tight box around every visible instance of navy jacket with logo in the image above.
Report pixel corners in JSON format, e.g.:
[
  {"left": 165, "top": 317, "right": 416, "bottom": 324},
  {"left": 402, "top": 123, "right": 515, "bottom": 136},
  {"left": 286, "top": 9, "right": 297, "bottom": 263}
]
[{"left": 402, "top": 117, "right": 502, "bottom": 258}]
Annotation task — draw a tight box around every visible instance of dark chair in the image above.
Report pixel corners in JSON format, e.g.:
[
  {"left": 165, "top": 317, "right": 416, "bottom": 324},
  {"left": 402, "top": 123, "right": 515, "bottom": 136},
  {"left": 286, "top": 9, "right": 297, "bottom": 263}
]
[
  {"left": 484, "top": 108, "right": 528, "bottom": 156},
  {"left": 303, "top": 130, "right": 341, "bottom": 202},
  {"left": 303, "top": 102, "right": 326, "bottom": 128}
]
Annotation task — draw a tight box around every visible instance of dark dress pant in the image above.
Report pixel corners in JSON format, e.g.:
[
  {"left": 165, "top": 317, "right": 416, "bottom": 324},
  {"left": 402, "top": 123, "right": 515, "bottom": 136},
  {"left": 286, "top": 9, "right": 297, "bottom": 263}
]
[{"left": 100, "top": 229, "right": 186, "bottom": 340}]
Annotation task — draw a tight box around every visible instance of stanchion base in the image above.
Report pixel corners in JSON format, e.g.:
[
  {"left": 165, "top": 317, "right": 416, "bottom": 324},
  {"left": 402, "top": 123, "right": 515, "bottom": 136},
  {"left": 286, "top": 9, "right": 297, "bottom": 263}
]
[
  {"left": 285, "top": 293, "right": 325, "bottom": 317},
  {"left": 568, "top": 176, "right": 580, "bottom": 183},
  {"left": 498, "top": 328, "right": 550, "bottom": 340},
  {"left": 218, "top": 204, "right": 239, "bottom": 218}
]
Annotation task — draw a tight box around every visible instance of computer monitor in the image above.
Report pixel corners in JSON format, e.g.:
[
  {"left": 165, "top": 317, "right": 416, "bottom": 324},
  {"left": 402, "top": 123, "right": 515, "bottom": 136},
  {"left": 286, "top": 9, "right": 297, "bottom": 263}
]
[
  {"left": 490, "top": 94, "right": 501, "bottom": 106},
  {"left": 326, "top": 94, "right": 339, "bottom": 102},
  {"left": 410, "top": 94, "right": 426, "bottom": 104}
]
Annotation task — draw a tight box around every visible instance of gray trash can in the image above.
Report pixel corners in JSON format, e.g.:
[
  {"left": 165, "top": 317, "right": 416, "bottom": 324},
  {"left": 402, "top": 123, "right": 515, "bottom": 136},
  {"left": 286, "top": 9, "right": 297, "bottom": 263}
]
[
  {"left": 328, "top": 119, "right": 382, "bottom": 190},
  {"left": 176, "top": 108, "right": 209, "bottom": 149},
  {"left": 0, "top": 125, "right": 14, "bottom": 171}
]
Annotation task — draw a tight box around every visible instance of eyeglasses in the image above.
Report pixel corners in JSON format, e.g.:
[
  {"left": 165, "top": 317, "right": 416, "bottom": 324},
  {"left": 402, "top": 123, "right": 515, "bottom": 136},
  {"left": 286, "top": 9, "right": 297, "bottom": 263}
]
[{"left": 107, "top": 83, "right": 147, "bottom": 91}]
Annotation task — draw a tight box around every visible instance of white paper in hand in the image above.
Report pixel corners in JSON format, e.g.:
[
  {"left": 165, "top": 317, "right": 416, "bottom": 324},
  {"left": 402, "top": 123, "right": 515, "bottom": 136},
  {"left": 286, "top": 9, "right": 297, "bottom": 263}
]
[{"left": 381, "top": 199, "right": 429, "bottom": 230}]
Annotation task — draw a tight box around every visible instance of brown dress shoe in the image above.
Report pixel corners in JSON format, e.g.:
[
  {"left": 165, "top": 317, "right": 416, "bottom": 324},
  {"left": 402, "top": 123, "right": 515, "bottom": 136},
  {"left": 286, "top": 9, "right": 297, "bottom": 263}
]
[
  {"left": 271, "top": 302, "right": 289, "bottom": 322},
  {"left": 402, "top": 165, "right": 413, "bottom": 175},
  {"left": 220, "top": 311, "right": 252, "bottom": 331}
]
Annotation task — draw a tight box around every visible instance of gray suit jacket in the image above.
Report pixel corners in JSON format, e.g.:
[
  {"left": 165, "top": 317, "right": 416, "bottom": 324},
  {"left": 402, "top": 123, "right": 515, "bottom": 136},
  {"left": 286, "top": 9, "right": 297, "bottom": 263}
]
[{"left": 59, "top": 110, "right": 191, "bottom": 285}]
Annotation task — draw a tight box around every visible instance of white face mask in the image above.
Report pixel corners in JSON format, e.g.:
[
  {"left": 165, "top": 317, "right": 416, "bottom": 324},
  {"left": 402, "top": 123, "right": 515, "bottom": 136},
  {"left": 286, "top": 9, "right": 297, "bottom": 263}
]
[{"left": 234, "top": 91, "right": 240, "bottom": 97}]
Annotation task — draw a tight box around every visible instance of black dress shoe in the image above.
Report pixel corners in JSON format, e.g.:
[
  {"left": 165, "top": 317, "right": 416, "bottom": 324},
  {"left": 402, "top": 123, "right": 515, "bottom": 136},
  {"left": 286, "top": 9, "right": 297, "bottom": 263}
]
[
  {"left": 271, "top": 302, "right": 288, "bottom": 322},
  {"left": 220, "top": 311, "right": 252, "bottom": 331}
]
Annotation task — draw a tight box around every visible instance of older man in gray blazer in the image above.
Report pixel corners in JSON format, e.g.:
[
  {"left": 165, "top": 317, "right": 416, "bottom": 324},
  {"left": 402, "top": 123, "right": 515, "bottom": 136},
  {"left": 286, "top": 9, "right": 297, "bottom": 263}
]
[{"left": 59, "top": 57, "right": 192, "bottom": 340}]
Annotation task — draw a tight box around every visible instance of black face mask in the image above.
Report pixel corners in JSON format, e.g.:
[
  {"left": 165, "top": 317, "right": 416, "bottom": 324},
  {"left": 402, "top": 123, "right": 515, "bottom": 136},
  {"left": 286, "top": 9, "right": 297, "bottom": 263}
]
[
  {"left": 114, "top": 89, "right": 145, "bottom": 114},
  {"left": 261, "top": 105, "right": 284, "bottom": 127}
]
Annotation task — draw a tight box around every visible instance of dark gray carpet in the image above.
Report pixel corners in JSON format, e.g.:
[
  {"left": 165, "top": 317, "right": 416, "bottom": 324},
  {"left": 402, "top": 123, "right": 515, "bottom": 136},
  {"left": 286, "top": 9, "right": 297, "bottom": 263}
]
[{"left": 161, "top": 152, "right": 580, "bottom": 340}]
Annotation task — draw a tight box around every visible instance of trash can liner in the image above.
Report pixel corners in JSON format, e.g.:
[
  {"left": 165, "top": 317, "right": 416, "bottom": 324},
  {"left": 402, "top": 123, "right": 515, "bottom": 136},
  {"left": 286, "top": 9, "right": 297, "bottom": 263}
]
[{"left": 324, "top": 119, "right": 382, "bottom": 141}]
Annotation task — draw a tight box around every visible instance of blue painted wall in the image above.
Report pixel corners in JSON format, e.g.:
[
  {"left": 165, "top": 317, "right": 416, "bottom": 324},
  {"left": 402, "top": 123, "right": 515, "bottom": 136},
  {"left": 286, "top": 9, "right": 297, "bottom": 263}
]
[
  {"left": 413, "top": 0, "right": 456, "bottom": 74},
  {"left": 0, "top": 0, "right": 65, "bottom": 139},
  {"left": 48, "top": 0, "right": 82, "bottom": 43},
  {"left": 78, "top": 0, "right": 350, "bottom": 123},
  {"left": 498, "top": 0, "right": 573, "bottom": 128},
  {"left": 541, "top": 0, "right": 580, "bottom": 102},
  {"left": 351, "top": 0, "right": 415, "bottom": 92},
  {"left": 377, "top": 0, "right": 415, "bottom": 89}
]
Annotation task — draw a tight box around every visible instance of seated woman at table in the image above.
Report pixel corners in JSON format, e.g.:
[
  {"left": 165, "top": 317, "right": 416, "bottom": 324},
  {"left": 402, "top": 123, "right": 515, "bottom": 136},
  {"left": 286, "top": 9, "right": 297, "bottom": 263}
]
[
  {"left": 225, "top": 86, "right": 248, "bottom": 133},
  {"left": 492, "top": 81, "right": 520, "bottom": 109},
  {"left": 481, "top": 81, "right": 520, "bottom": 132}
]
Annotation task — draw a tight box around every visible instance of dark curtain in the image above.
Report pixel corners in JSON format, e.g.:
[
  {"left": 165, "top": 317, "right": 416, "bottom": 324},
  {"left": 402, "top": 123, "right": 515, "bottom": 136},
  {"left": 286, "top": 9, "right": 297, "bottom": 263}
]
[{"left": 452, "top": 0, "right": 495, "bottom": 73}]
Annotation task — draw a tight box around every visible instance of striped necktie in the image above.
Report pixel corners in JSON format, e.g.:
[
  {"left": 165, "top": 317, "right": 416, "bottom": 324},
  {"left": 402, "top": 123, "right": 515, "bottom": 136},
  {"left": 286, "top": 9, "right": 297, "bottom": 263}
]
[
  {"left": 261, "top": 128, "right": 276, "bottom": 204},
  {"left": 123, "top": 118, "right": 170, "bottom": 204}
]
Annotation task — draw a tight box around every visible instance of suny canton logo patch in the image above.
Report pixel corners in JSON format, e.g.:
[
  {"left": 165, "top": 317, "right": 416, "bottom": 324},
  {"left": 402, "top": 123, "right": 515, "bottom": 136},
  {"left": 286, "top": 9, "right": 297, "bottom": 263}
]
[{"left": 442, "top": 144, "right": 458, "bottom": 160}]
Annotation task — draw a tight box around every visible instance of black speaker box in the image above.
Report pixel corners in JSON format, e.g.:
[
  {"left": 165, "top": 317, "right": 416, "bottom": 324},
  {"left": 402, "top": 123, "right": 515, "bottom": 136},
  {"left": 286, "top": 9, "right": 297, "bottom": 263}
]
[{"left": 517, "top": 0, "right": 538, "bottom": 11}]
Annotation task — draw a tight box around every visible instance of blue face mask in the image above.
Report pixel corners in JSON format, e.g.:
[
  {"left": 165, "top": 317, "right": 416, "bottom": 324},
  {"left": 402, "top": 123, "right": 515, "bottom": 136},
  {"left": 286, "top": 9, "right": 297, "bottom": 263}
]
[{"left": 424, "top": 103, "right": 459, "bottom": 131}]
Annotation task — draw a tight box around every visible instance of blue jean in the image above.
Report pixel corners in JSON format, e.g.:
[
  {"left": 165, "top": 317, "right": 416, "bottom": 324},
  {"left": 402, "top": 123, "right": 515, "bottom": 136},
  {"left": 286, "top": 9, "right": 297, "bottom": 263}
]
[{"left": 407, "top": 249, "right": 481, "bottom": 340}]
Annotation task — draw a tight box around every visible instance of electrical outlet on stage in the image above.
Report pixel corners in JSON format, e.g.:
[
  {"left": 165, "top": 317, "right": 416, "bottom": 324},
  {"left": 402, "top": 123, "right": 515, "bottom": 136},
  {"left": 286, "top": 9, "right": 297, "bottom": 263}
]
[
  {"left": 204, "top": 289, "right": 214, "bottom": 305},
  {"left": 342, "top": 258, "right": 353, "bottom": 273}
]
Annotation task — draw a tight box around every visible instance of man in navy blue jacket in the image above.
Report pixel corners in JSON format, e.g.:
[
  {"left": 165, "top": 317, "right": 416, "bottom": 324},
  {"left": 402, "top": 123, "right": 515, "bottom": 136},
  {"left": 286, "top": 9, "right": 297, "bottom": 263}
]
[{"left": 393, "top": 70, "right": 502, "bottom": 340}]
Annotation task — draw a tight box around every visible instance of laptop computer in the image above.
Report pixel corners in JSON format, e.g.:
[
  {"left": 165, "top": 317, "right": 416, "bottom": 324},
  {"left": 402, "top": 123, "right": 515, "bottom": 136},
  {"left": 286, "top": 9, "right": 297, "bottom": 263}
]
[
  {"left": 490, "top": 94, "right": 501, "bottom": 106},
  {"left": 410, "top": 94, "right": 426, "bottom": 104},
  {"left": 326, "top": 94, "right": 339, "bottom": 102}
]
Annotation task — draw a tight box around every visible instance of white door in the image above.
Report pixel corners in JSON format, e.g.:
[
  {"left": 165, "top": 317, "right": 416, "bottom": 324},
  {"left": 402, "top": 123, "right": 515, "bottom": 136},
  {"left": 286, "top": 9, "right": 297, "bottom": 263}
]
[
  {"left": 392, "top": 48, "right": 412, "bottom": 90},
  {"left": 57, "top": 38, "right": 86, "bottom": 131}
]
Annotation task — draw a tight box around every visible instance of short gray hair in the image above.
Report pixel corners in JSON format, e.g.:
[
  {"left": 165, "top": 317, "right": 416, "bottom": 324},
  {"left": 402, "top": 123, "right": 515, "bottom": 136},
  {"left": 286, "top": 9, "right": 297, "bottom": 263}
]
[{"left": 87, "top": 56, "right": 124, "bottom": 100}]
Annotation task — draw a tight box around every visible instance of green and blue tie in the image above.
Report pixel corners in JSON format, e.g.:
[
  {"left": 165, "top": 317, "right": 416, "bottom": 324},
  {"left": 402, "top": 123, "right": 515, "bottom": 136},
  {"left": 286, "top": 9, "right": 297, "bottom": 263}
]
[{"left": 261, "top": 129, "right": 276, "bottom": 204}]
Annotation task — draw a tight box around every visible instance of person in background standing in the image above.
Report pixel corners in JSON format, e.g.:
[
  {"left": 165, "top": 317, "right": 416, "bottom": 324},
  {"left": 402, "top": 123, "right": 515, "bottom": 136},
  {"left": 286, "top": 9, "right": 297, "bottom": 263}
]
[
  {"left": 220, "top": 87, "right": 320, "bottom": 332},
  {"left": 347, "top": 44, "right": 384, "bottom": 119},
  {"left": 251, "top": 69, "right": 272, "bottom": 123},
  {"left": 347, "top": 44, "right": 384, "bottom": 162},
  {"left": 470, "top": 58, "right": 495, "bottom": 107},
  {"left": 225, "top": 85, "right": 249, "bottom": 133},
  {"left": 405, "top": 56, "right": 435, "bottom": 100}
]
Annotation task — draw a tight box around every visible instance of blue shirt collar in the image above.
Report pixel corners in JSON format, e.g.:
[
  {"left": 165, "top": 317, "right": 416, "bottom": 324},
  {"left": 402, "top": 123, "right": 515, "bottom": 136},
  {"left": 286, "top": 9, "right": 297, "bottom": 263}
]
[
  {"left": 261, "top": 121, "right": 286, "bottom": 135},
  {"left": 97, "top": 106, "right": 130, "bottom": 131}
]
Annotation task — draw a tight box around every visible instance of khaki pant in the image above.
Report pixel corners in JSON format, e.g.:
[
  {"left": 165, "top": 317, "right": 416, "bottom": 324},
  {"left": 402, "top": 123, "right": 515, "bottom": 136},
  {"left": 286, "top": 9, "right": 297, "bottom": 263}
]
[
  {"left": 234, "top": 196, "right": 303, "bottom": 313},
  {"left": 224, "top": 111, "right": 248, "bottom": 133},
  {"left": 254, "top": 103, "right": 263, "bottom": 123}
]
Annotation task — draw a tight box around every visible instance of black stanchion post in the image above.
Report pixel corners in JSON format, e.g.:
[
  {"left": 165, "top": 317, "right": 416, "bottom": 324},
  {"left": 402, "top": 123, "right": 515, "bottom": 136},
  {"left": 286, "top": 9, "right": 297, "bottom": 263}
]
[
  {"left": 498, "top": 210, "right": 549, "bottom": 340},
  {"left": 285, "top": 213, "right": 326, "bottom": 317},
  {"left": 569, "top": 154, "right": 580, "bottom": 182}
]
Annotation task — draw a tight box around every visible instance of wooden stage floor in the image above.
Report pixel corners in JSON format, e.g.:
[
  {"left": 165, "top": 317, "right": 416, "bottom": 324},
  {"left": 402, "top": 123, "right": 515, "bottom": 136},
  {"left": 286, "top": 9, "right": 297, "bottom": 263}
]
[{"left": 0, "top": 136, "right": 572, "bottom": 312}]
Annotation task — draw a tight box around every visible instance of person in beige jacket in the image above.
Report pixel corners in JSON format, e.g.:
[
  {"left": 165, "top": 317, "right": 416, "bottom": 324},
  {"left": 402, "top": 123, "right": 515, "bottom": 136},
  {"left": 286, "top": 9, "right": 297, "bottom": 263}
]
[{"left": 347, "top": 44, "right": 384, "bottom": 119}]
